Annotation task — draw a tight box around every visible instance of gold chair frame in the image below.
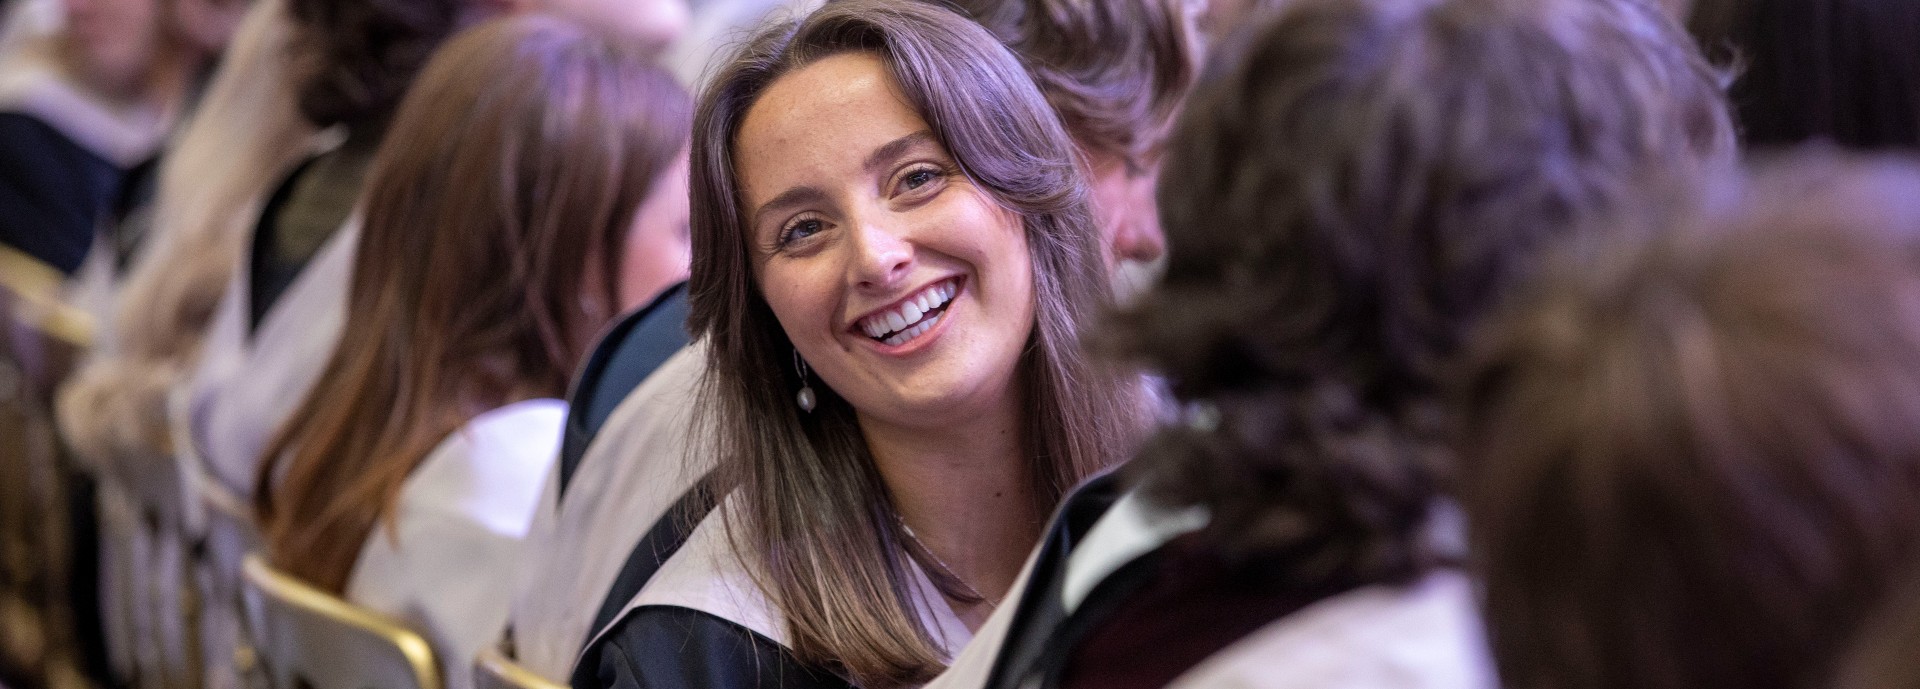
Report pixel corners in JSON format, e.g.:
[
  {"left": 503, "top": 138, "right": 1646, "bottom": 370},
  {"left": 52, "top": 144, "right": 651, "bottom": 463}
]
[
  {"left": 239, "top": 554, "right": 441, "bottom": 689},
  {"left": 473, "top": 645, "right": 566, "bottom": 689}
]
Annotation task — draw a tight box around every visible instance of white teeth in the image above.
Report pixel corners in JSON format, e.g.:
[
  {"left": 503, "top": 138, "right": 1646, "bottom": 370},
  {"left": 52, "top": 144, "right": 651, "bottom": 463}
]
[
  {"left": 883, "top": 313, "right": 942, "bottom": 347},
  {"left": 857, "top": 278, "right": 960, "bottom": 342}
]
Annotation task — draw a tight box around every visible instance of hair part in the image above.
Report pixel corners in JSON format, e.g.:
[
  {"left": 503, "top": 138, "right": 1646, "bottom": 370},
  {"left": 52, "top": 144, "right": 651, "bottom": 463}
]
[
  {"left": 1111, "top": 0, "right": 1733, "bottom": 589},
  {"left": 686, "top": 1, "right": 1143, "bottom": 684},
  {"left": 1460, "top": 153, "right": 1920, "bottom": 689},
  {"left": 256, "top": 15, "right": 692, "bottom": 592}
]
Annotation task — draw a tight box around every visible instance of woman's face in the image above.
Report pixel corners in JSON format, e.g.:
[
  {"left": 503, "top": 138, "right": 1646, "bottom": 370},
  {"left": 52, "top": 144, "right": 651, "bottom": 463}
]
[
  {"left": 736, "top": 52, "right": 1036, "bottom": 428},
  {"left": 60, "top": 0, "right": 163, "bottom": 95}
]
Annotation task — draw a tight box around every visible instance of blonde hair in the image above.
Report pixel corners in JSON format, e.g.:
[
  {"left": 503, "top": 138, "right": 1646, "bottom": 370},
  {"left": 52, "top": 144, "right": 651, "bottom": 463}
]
[{"left": 58, "top": 0, "right": 313, "bottom": 471}]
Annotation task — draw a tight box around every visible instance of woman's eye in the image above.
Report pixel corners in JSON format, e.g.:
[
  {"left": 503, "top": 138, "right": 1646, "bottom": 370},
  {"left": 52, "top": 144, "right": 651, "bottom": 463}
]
[
  {"left": 900, "top": 167, "right": 940, "bottom": 192},
  {"left": 780, "top": 217, "right": 825, "bottom": 246}
]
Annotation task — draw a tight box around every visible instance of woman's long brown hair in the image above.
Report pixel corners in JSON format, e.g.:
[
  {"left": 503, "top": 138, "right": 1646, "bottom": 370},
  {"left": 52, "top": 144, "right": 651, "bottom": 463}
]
[
  {"left": 686, "top": 2, "right": 1147, "bottom": 685},
  {"left": 254, "top": 15, "right": 691, "bottom": 593}
]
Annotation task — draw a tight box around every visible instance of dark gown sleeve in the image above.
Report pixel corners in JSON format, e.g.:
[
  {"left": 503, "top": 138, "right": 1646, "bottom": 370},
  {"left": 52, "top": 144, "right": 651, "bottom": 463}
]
[
  {"left": 0, "top": 112, "right": 121, "bottom": 274},
  {"left": 572, "top": 606, "right": 855, "bottom": 689}
]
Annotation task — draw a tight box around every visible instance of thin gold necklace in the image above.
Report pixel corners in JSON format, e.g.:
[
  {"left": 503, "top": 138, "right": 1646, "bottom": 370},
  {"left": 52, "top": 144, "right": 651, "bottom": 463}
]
[{"left": 895, "top": 515, "right": 1004, "bottom": 608}]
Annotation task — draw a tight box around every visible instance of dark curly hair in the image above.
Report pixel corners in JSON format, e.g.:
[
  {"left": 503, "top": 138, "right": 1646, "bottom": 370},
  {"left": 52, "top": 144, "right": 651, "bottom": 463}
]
[
  {"left": 285, "top": 0, "right": 472, "bottom": 128},
  {"left": 931, "top": 0, "right": 1195, "bottom": 167},
  {"left": 1109, "top": 0, "right": 1733, "bottom": 588},
  {"left": 1460, "top": 154, "right": 1920, "bottom": 689}
]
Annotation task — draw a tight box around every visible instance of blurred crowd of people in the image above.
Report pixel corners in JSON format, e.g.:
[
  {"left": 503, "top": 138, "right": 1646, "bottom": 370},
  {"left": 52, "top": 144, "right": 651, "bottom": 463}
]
[{"left": 2, "top": 0, "right": 1920, "bottom": 688}]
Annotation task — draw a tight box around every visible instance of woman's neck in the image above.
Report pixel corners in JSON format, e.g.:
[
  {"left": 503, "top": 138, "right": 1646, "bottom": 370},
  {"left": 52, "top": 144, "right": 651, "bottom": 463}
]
[{"left": 859, "top": 385, "right": 1043, "bottom": 628}]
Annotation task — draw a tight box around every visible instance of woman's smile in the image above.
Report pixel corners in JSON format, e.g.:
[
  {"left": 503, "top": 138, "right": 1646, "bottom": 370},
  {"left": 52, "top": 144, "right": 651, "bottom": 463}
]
[{"left": 849, "top": 276, "right": 963, "bottom": 353}]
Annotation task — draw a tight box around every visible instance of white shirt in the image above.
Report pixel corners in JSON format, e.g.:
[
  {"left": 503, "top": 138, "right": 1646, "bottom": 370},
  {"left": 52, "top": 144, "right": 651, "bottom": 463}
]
[{"left": 346, "top": 399, "right": 565, "bottom": 689}]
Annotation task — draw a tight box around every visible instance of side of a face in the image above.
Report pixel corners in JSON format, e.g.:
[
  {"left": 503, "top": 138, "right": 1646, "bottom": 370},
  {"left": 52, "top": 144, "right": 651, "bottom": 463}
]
[
  {"left": 619, "top": 150, "right": 694, "bottom": 311},
  {"left": 1085, "top": 147, "right": 1167, "bottom": 300},
  {"left": 735, "top": 52, "right": 1036, "bottom": 429},
  {"left": 60, "top": 0, "right": 164, "bottom": 96}
]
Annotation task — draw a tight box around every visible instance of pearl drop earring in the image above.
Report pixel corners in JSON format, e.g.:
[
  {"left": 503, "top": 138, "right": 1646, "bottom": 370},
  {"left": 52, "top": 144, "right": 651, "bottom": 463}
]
[{"left": 793, "top": 349, "right": 816, "bottom": 413}]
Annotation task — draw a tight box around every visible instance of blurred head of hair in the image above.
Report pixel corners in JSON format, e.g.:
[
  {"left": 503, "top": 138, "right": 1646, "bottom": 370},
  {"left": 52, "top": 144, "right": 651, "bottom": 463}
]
[
  {"left": 255, "top": 15, "right": 691, "bottom": 593},
  {"left": 1460, "top": 151, "right": 1920, "bottom": 689},
  {"left": 1110, "top": 0, "right": 1734, "bottom": 589},
  {"left": 1689, "top": 0, "right": 1920, "bottom": 150},
  {"left": 284, "top": 0, "right": 478, "bottom": 129},
  {"left": 935, "top": 0, "right": 1196, "bottom": 168}
]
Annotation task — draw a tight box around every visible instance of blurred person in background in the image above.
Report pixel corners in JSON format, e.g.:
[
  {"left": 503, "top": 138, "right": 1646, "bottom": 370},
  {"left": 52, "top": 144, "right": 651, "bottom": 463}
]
[
  {"left": 1689, "top": 0, "right": 1920, "bottom": 150},
  {"left": 1459, "top": 154, "right": 1920, "bottom": 689},
  {"left": 251, "top": 16, "right": 690, "bottom": 689},
  {"left": 0, "top": 0, "right": 246, "bottom": 685},
  {"left": 0, "top": 0, "right": 232, "bottom": 275},
  {"left": 933, "top": 0, "right": 1734, "bottom": 686}
]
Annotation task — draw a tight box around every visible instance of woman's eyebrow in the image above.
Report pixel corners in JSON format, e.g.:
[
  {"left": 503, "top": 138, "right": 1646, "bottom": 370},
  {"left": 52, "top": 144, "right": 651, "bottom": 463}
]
[
  {"left": 750, "top": 130, "right": 939, "bottom": 229},
  {"left": 751, "top": 185, "right": 830, "bottom": 230},
  {"left": 861, "top": 130, "right": 937, "bottom": 176}
]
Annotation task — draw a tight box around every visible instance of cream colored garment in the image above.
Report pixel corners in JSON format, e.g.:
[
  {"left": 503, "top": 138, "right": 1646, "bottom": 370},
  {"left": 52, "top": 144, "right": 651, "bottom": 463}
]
[
  {"left": 57, "top": 0, "right": 315, "bottom": 473},
  {"left": 584, "top": 493, "right": 973, "bottom": 665},
  {"left": 1165, "top": 571, "right": 1497, "bottom": 689},
  {"left": 508, "top": 345, "right": 714, "bottom": 680},
  {"left": 347, "top": 399, "right": 565, "bottom": 689},
  {"left": 0, "top": 35, "right": 169, "bottom": 167},
  {"left": 186, "top": 220, "right": 356, "bottom": 689}
]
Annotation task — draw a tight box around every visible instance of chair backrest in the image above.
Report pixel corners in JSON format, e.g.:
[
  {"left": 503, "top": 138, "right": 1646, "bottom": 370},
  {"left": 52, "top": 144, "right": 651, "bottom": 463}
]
[
  {"left": 239, "top": 554, "right": 441, "bottom": 689},
  {"left": 473, "top": 645, "right": 565, "bottom": 689}
]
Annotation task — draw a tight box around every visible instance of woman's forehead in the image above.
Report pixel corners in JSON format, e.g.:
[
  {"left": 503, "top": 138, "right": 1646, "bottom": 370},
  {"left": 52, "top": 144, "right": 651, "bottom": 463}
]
[{"left": 735, "top": 54, "right": 934, "bottom": 193}]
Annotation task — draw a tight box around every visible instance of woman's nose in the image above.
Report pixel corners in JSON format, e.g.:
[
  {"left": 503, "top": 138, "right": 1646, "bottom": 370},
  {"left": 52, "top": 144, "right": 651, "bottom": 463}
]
[{"left": 850, "top": 219, "right": 914, "bottom": 291}]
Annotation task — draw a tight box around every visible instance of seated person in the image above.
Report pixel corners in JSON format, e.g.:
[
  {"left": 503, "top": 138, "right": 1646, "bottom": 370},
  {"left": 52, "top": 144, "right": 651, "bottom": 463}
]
[
  {"left": 567, "top": 1, "right": 1150, "bottom": 687},
  {"left": 935, "top": 0, "right": 1735, "bottom": 687},
  {"left": 249, "top": 16, "right": 690, "bottom": 689},
  {"left": 0, "top": 0, "right": 193, "bottom": 274},
  {"left": 1458, "top": 154, "right": 1920, "bottom": 689},
  {"left": 510, "top": 0, "right": 1198, "bottom": 679}
]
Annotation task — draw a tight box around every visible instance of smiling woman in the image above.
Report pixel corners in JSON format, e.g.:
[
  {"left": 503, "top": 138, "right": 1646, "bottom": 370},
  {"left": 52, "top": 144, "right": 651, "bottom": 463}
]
[{"left": 567, "top": 2, "right": 1149, "bottom": 688}]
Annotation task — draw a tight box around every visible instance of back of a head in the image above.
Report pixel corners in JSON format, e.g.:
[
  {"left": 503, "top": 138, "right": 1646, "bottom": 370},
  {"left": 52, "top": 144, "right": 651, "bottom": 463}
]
[
  {"left": 285, "top": 0, "right": 471, "bottom": 129},
  {"left": 1459, "top": 155, "right": 1920, "bottom": 689},
  {"left": 1690, "top": 0, "right": 1920, "bottom": 150},
  {"left": 934, "top": 0, "right": 1195, "bottom": 164},
  {"left": 257, "top": 14, "right": 692, "bottom": 593},
  {"left": 1116, "top": 0, "right": 1732, "bottom": 584}
]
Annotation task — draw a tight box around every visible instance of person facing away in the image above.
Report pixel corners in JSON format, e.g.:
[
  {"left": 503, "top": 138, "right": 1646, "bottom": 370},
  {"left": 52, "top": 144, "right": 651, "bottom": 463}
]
[
  {"left": 248, "top": 16, "right": 690, "bottom": 689},
  {"left": 1458, "top": 152, "right": 1920, "bottom": 689},
  {"left": 931, "top": 0, "right": 1736, "bottom": 687},
  {"left": 568, "top": 1, "right": 1151, "bottom": 687}
]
